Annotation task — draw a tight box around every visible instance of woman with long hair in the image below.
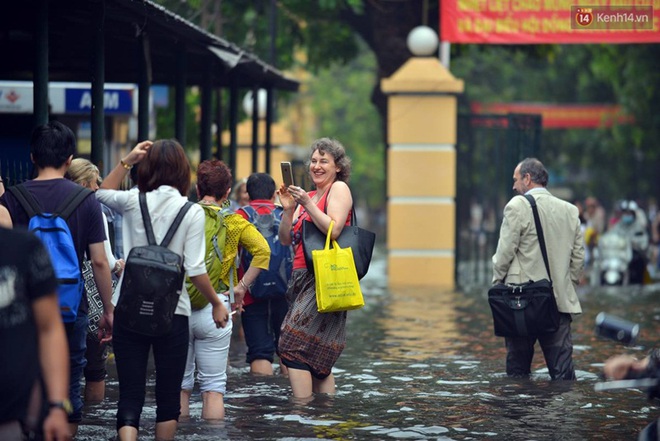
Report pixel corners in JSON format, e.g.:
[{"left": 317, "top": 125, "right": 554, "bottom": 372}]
[{"left": 97, "top": 140, "right": 229, "bottom": 441}]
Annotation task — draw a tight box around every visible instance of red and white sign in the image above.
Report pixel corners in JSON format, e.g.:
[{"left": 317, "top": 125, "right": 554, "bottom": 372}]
[
  {"left": 440, "top": 0, "right": 660, "bottom": 44},
  {"left": 470, "top": 102, "right": 634, "bottom": 128}
]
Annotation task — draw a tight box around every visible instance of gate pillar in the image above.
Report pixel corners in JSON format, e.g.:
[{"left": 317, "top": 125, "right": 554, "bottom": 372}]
[{"left": 381, "top": 28, "right": 464, "bottom": 288}]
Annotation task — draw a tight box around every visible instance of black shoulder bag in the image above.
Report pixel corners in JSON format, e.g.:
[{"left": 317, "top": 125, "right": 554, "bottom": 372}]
[
  {"left": 301, "top": 188, "right": 376, "bottom": 280},
  {"left": 115, "top": 193, "right": 194, "bottom": 336},
  {"left": 488, "top": 194, "right": 561, "bottom": 338}
]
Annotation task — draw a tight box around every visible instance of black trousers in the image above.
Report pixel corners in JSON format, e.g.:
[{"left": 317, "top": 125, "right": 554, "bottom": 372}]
[
  {"left": 505, "top": 313, "right": 575, "bottom": 380},
  {"left": 113, "top": 314, "right": 189, "bottom": 431}
]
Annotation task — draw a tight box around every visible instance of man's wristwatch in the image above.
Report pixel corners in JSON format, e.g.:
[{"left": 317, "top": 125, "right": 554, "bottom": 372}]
[{"left": 49, "top": 399, "right": 73, "bottom": 415}]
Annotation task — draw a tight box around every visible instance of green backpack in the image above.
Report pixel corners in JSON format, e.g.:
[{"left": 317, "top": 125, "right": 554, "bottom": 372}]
[{"left": 186, "top": 203, "right": 233, "bottom": 310}]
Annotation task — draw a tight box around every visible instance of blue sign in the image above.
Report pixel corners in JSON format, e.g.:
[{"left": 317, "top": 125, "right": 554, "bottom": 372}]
[{"left": 65, "top": 88, "right": 134, "bottom": 114}]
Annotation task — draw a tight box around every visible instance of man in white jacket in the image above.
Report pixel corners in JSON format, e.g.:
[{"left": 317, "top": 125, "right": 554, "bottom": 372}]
[{"left": 492, "top": 158, "right": 585, "bottom": 380}]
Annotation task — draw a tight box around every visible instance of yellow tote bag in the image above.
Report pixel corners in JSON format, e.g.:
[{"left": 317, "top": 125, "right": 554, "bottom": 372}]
[{"left": 313, "top": 220, "right": 365, "bottom": 313}]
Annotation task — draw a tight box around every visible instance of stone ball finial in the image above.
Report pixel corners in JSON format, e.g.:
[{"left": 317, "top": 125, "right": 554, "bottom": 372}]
[{"left": 407, "top": 26, "right": 439, "bottom": 56}]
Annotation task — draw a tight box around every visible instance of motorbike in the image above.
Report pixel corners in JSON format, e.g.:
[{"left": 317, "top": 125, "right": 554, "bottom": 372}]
[{"left": 591, "top": 230, "right": 633, "bottom": 286}]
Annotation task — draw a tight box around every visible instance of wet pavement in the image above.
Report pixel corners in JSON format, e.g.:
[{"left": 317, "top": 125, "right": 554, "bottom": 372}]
[{"left": 77, "top": 257, "right": 660, "bottom": 440}]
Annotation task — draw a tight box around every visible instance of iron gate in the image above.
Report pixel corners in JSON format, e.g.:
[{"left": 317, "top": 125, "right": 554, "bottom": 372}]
[{"left": 455, "top": 113, "right": 542, "bottom": 289}]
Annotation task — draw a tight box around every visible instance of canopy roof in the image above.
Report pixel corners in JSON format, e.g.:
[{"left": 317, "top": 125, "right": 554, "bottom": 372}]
[{"left": 0, "top": 0, "right": 299, "bottom": 91}]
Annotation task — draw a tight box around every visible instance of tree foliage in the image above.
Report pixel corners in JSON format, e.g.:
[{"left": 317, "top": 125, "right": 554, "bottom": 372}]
[
  {"left": 451, "top": 44, "right": 660, "bottom": 209},
  {"left": 156, "top": 0, "right": 660, "bottom": 213}
]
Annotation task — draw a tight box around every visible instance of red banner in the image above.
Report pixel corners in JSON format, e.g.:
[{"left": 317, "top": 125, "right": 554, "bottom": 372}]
[
  {"left": 470, "top": 102, "right": 634, "bottom": 128},
  {"left": 441, "top": 0, "right": 660, "bottom": 43}
]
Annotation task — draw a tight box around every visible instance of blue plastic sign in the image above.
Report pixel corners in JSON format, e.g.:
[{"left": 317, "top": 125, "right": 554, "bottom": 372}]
[{"left": 65, "top": 88, "right": 134, "bottom": 114}]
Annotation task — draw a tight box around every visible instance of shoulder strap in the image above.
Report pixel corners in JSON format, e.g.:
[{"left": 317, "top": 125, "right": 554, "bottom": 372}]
[
  {"left": 57, "top": 186, "right": 93, "bottom": 220},
  {"left": 139, "top": 192, "right": 157, "bottom": 246},
  {"left": 161, "top": 201, "right": 195, "bottom": 248},
  {"left": 7, "top": 183, "right": 42, "bottom": 218},
  {"left": 241, "top": 205, "right": 258, "bottom": 222},
  {"left": 321, "top": 183, "right": 357, "bottom": 226},
  {"left": 203, "top": 203, "right": 226, "bottom": 263},
  {"left": 523, "top": 194, "right": 552, "bottom": 281}
]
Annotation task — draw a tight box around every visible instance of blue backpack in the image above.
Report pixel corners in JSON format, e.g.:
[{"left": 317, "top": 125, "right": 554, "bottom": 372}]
[
  {"left": 9, "top": 184, "right": 92, "bottom": 323},
  {"left": 241, "top": 205, "right": 293, "bottom": 300}
]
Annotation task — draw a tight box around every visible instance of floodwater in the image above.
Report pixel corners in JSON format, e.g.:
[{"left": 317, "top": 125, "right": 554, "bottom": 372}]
[{"left": 77, "top": 257, "right": 660, "bottom": 440}]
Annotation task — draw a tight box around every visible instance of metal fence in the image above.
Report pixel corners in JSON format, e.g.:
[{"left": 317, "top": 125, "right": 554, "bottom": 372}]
[
  {"left": 455, "top": 113, "right": 542, "bottom": 289},
  {"left": 0, "top": 159, "right": 33, "bottom": 186}
]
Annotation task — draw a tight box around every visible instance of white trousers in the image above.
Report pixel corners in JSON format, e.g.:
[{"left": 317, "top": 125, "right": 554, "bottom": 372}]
[{"left": 181, "top": 295, "right": 233, "bottom": 394}]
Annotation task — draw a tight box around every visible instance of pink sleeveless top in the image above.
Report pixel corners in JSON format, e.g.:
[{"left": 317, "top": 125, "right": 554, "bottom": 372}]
[{"left": 291, "top": 188, "right": 351, "bottom": 270}]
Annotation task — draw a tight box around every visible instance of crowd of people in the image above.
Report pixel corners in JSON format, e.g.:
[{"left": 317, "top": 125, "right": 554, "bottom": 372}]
[
  {"left": 5, "top": 121, "right": 660, "bottom": 440},
  {"left": 0, "top": 121, "right": 354, "bottom": 440},
  {"left": 573, "top": 194, "right": 660, "bottom": 284}
]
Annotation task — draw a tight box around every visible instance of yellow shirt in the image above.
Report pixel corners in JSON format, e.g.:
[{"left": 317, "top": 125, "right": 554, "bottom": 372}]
[{"left": 218, "top": 212, "right": 270, "bottom": 289}]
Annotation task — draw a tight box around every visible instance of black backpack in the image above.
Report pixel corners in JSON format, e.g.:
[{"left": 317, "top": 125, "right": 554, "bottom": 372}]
[{"left": 115, "top": 193, "right": 193, "bottom": 336}]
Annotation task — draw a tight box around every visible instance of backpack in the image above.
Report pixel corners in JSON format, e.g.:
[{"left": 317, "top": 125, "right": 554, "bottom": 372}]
[
  {"left": 8, "top": 183, "right": 93, "bottom": 323},
  {"left": 115, "top": 193, "right": 193, "bottom": 336},
  {"left": 241, "top": 204, "right": 293, "bottom": 300},
  {"left": 186, "top": 203, "right": 234, "bottom": 310}
]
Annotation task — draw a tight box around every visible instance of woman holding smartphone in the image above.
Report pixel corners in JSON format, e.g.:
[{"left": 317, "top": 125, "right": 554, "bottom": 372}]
[{"left": 277, "top": 138, "right": 354, "bottom": 399}]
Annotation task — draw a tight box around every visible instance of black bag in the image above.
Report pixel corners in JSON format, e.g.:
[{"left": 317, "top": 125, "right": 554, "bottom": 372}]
[
  {"left": 488, "top": 194, "right": 560, "bottom": 338},
  {"left": 115, "top": 193, "right": 193, "bottom": 336},
  {"left": 488, "top": 279, "right": 559, "bottom": 337},
  {"left": 302, "top": 206, "right": 376, "bottom": 280}
]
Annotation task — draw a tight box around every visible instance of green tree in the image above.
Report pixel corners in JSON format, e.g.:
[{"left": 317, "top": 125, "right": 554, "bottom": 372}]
[
  {"left": 306, "top": 44, "right": 383, "bottom": 211},
  {"left": 450, "top": 44, "right": 660, "bottom": 208},
  {"left": 156, "top": 1, "right": 660, "bottom": 212}
]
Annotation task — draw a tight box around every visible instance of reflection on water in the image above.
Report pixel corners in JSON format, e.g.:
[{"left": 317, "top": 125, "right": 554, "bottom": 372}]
[{"left": 77, "top": 259, "right": 660, "bottom": 440}]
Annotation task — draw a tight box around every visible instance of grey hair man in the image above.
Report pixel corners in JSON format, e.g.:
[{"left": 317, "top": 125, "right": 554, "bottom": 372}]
[{"left": 492, "top": 157, "right": 585, "bottom": 380}]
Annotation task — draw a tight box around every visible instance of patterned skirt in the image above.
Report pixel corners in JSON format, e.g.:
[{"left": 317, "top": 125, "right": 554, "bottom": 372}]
[{"left": 278, "top": 269, "right": 347, "bottom": 378}]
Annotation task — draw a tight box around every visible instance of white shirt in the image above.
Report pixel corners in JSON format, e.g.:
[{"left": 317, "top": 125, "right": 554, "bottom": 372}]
[
  {"left": 101, "top": 211, "right": 117, "bottom": 270},
  {"left": 96, "top": 185, "right": 206, "bottom": 317}
]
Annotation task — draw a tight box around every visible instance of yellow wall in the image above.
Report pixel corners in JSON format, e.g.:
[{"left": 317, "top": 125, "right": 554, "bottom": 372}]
[
  {"left": 388, "top": 149, "right": 456, "bottom": 197},
  {"left": 388, "top": 96, "right": 458, "bottom": 145},
  {"left": 234, "top": 147, "right": 290, "bottom": 184},
  {"left": 219, "top": 119, "right": 296, "bottom": 183},
  {"left": 381, "top": 57, "right": 464, "bottom": 288},
  {"left": 388, "top": 255, "right": 455, "bottom": 286},
  {"left": 388, "top": 203, "right": 455, "bottom": 250}
]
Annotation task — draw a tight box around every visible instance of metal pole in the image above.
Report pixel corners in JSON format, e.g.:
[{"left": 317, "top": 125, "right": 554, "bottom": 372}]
[
  {"left": 251, "top": 86, "right": 259, "bottom": 173},
  {"left": 265, "top": 87, "right": 273, "bottom": 174},
  {"left": 440, "top": 41, "right": 451, "bottom": 69},
  {"left": 200, "top": 67, "right": 213, "bottom": 161},
  {"left": 91, "top": 0, "right": 106, "bottom": 168},
  {"left": 34, "top": 0, "right": 49, "bottom": 127},
  {"left": 175, "top": 45, "right": 187, "bottom": 144},
  {"left": 215, "top": 88, "right": 223, "bottom": 160},
  {"left": 137, "top": 32, "right": 151, "bottom": 142},
  {"left": 228, "top": 75, "right": 239, "bottom": 175}
]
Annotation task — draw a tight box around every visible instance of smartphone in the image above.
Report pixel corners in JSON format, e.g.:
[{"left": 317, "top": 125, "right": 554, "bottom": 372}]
[{"left": 281, "top": 161, "right": 294, "bottom": 187}]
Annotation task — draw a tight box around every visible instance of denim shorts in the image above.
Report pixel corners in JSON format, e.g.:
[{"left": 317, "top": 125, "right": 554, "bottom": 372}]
[
  {"left": 65, "top": 312, "right": 88, "bottom": 423},
  {"left": 241, "top": 297, "right": 288, "bottom": 364}
]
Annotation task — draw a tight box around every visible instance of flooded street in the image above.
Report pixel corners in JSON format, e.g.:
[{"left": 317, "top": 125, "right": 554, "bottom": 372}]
[{"left": 78, "top": 257, "right": 660, "bottom": 440}]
